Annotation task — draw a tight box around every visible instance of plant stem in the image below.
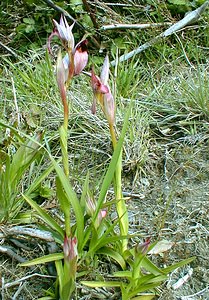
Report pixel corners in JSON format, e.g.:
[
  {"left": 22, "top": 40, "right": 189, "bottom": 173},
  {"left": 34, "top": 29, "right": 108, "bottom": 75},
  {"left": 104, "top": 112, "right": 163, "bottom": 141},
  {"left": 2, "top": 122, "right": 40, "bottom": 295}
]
[
  {"left": 63, "top": 99, "right": 69, "bottom": 131},
  {"left": 59, "top": 97, "right": 70, "bottom": 235},
  {"left": 109, "top": 123, "right": 128, "bottom": 252}
]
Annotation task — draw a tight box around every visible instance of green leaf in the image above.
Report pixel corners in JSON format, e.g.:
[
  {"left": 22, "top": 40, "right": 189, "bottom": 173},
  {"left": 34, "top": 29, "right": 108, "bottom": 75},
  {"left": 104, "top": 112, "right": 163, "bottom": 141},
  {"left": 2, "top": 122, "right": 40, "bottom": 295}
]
[
  {"left": 168, "top": 0, "right": 187, "bottom": 5},
  {"left": 55, "top": 260, "right": 64, "bottom": 295},
  {"left": 97, "top": 246, "right": 126, "bottom": 270},
  {"left": 81, "top": 281, "right": 122, "bottom": 288},
  {"left": 10, "top": 133, "right": 42, "bottom": 184},
  {"left": 55, "top": 177, "right": 70, "bottom": 215},
  {"left": 20, "top": 253, "right": 64, "bottom": 266},
  {"left": 23, "top": 17, "right": 35, "bottom": 24},
  {"left": 131, "top": 294, "right": 156, "bottom": 300},
  {"left": 128, "top": 282, "right": 162, "bottom": 297},
  {"left": 141, "top": 256, "right": 164, "bottom": 276},
  {"left": 22, "top": 194, "right": 64, "bottom": 239},
  {"left": 26, "top": 161, "right": 56, "bottom": 195},
  {"left": 49, "top": 157, "right": 84, "bottom": 251},
  {"left": 80, "top": 172, "right": 90, "bottom": 214},
  {"left": 38, "top": 297, "right": 55, "bottom": 300},
  {"left": 163, "top": 257, "right": 195, "bottom": 274},
  {"left": 113, "top": 270, "right": 132, "bottom": 278}
]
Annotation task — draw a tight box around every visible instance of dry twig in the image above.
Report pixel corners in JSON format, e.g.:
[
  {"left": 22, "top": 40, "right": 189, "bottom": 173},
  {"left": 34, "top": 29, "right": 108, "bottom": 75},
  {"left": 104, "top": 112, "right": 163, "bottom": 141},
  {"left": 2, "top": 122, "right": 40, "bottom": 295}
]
[
  {"left": 4, "top": 273, "right": 55, "bottom": 289},
  {"left": 0, "top": 245, "right": 26, "bottom": 263},
  {"left": 101, "top": 22, "right": 173, "bottom": 30},
  {"left": 0, "top": 226, "right": 55, "bottom": 242}
]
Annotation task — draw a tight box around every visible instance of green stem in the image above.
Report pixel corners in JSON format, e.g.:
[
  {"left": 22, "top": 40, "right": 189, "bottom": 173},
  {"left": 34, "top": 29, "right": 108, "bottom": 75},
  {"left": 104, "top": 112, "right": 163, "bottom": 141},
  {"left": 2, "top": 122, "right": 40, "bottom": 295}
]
[
  {"left": 63, "top": 99, "right": 69, "bottom": 132},
  {"left": 109, "top": 123, "right": 128, "bottom": 252},
  {"left": 60, "top": 95, "right": 70, "bottom": 235}
]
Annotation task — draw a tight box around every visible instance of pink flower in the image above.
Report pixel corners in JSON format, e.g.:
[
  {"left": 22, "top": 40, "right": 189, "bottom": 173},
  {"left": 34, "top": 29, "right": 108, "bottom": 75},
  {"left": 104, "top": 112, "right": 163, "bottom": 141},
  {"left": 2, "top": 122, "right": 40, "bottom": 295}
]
[
  {"left": 48, "top": 15, "right": 88, "bottom": 81},
  {"left": 91, "top": 55, "right": 115, "bottom": 125},
  {"left": 136, "top": 238, "right": 151, "bottom": 254},
  {"left": 73, "top": 40, "right": 88, "bottom": 75},
  {"left": 63, "top": 39, "right": 88, "bottom": 78},
  {"left": 63, "top": 236, "right": 78, "bottom": 261},
  {"left": 86, "top": 195, "right": 107, "bottom": 229},
  {"left": 63, "top": 236, "right": 78, "bottom": 277},
  {"left": 56, "top": 50, "right": 67, "bottom": 102},
  {"left": 48, "top": 15, "right": 74, "bottom": 52}
]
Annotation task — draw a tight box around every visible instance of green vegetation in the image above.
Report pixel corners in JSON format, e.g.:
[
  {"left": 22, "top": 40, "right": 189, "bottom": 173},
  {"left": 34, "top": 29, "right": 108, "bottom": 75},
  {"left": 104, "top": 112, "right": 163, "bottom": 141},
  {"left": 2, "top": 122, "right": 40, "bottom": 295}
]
[{"left": 0, "top": 1, "right": 209, "bottom": 299}]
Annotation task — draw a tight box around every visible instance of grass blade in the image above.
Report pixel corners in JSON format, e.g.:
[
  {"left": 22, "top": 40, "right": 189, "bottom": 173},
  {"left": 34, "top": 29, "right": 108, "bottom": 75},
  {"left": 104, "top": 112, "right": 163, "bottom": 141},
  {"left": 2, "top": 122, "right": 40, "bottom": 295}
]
[
  {"left": 22, "top": 194, "right": 64, "bottom": 239},
  {"left": 20, "top": 253, "right": 64, "bottom": 266}
]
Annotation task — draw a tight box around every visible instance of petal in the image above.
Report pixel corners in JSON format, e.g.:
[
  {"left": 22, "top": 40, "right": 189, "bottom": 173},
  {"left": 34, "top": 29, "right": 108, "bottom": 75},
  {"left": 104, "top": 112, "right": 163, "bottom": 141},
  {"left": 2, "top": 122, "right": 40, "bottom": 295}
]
[
  {"left": 100, "top": 210, "right": 107, "bottom": 218},
  {"left": 70, "top": 237, "right": 78, "bottom": 260},
  {"left": 53, "top": 16, "right": 75, "bottom": 49},
  {"left": 86, "top": 195, "right": 96, "bottom": 216},
  {"left": 73, "top": 40, "right": 88, "bottom": 75},
  {"left": 100, "top": 54, "right": 109, "bottom": 85},
  {"left": 63, "top": 236, "right": 78, "bottom": 261},
  {"left": 91, "top": 68, "right": 109, "bottom": 94},
  {"left": 53, "top": 19, "right": 67, "bottom": 41},
  {"left": 63, "top": 16, "right": 75, "bottom": 48},
  {"left": 63, "top": 236, "right": 70, "bottom": 259},
  {"left": 96, "top": 209, "right": 107, "bottom": 228},
  {"left": 56, "top": 50, "right": 67, "bottom": 101},
  {"left": 62, "top": 53, "right": 70, "bottom": 81},
  {"left": 104, "top": 91, "right": 115, "bottom": 125},
  {"left": 63, "top": 53, "right": 70, "bottom": 69}
]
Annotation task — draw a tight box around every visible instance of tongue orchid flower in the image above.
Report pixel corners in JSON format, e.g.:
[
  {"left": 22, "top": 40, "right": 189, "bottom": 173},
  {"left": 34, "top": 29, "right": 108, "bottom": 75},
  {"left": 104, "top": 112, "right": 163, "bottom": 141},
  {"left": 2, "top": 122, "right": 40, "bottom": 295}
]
[
  {"left": 48, "top": 15, "right": 88, "bottom": 82},
  {"left": 91, "top": 55, "right": 115, "bottom": 125},
  {"left": 48, "top": 15, "right": 75, "bottom": 52}
]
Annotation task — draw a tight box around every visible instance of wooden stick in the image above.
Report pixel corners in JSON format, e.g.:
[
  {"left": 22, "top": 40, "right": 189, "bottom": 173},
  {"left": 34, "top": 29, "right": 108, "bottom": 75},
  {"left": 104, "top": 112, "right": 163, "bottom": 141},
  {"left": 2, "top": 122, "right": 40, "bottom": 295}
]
[
  {"left": 4, "top": 273, "right": 55, "bottom": 288},
  {"left": 0, "top": 245, "right": 26, "bottom": 263},
  {"left": 0, "top": 226, "right": 55, "bottom": 242},
  {"left": 111, "top": 1, "right": 209, "bottom": 66},
  {"left": 101, "top": 22, "right": 173, "bottom": 30}
]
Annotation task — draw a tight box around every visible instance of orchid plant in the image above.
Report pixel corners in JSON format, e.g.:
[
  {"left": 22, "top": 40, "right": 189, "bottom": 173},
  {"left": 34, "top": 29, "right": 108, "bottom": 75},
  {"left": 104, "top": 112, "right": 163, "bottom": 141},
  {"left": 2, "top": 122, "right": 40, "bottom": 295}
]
[
  {"left": 44, "top": 16, "right": 128, "bottom": 298},
  {"left": 48, "top": 15, "right": 88, "bottom": 298},
  {"left": 20, "top": 15, "right": 194, "bottom": 300}
]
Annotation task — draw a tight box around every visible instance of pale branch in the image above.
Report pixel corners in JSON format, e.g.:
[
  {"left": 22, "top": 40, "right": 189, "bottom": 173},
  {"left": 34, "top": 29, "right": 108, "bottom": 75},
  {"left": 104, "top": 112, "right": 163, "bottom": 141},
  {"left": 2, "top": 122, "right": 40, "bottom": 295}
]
[
  {"left": 0, "top": 245, "right": 26, "bottom": 263},
  {"left": 0, "top": 226, "right": 55, "bottom": 242},
  {"left": 180, "top": 287, "right": 209, "bottom": 299},
  {"left": 4, "top": 273, "right": 55, "bottom": 289},
  {"left": 101, "top": 22, "right": 173, "bottom": 30},
  {"left": 111, "top": 1, "right": 209, "bottom": 66},
  {"left": 172, "top": 268, "right": 193, "bottom": 290}
]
